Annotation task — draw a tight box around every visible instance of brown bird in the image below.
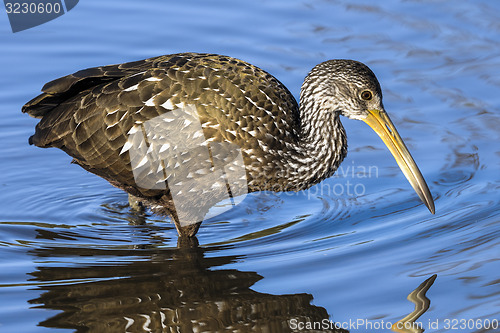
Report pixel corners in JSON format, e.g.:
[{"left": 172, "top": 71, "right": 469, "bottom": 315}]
[{"left": 23, "top": 53, "right": 434, "bottom": 237}]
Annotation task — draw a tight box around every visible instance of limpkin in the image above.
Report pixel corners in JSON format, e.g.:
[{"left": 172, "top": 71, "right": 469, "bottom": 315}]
[{"left": 23, "top": 53, "right": 434, "bottom": 237}]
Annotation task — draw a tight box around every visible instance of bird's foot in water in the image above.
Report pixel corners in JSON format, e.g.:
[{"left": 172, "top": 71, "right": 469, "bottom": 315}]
[
  {"left": 176, "top": 233, "right": 199, "bottom": 248},
  {"left": 128, "top": 194, "right": 145, "bottom": 212},
  {"left": 126, "top": 194, "right": 148, "bottom": 225}
]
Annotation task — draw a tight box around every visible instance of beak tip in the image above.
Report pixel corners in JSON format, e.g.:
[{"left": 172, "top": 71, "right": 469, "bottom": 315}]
[{"left": 425, "top": 200, "right": 435, "bottom": 214}]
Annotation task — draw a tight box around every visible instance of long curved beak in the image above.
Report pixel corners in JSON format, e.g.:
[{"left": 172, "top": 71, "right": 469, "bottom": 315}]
[{"left": 362, "top": 109, "right": 435, "bottom": 214}]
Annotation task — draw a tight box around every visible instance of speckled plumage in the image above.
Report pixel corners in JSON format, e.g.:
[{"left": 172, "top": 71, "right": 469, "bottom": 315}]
[{"left": 23, "top": 53, "right": 407, "bottom": 237}]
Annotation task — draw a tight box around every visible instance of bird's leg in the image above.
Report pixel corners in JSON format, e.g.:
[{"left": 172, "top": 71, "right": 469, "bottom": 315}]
[
  {"left": 165, "top": 203, "right": 203, "bottom": 237},
  {"left": 128, "top": 194, "right": 145, "bottom": 212}
]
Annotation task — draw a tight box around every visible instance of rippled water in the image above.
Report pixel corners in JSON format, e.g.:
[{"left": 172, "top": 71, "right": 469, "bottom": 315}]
[{"left": 1, "top": 0, "right": 500, "bottom": 332}]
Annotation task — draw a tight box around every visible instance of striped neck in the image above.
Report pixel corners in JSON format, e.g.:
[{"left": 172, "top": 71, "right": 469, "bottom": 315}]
[{"left": 280, "top": 82, "right": 347, "bottom": 191}]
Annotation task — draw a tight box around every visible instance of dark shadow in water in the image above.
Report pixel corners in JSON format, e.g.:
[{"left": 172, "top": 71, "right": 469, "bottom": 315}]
[{"left": 27, "top": 236, "right": 347, "bottom": 333}]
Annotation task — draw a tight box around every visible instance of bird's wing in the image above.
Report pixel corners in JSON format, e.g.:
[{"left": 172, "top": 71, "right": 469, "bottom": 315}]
[{"left": 22, "top": 54, "right": 191, "bottom": 195}]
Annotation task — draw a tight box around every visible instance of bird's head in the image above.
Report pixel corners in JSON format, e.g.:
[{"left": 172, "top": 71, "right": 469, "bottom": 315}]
[
  {"left": 304, "top": 59, "right": 384, "bottom": 120},
  {"left": 302, "top": 59, "right": 435, "bottom": 214}
]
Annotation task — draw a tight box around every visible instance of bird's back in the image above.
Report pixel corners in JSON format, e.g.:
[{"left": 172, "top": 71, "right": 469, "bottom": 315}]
[{"left": 23, "top": 53, "right": 301, "bottom": 199}]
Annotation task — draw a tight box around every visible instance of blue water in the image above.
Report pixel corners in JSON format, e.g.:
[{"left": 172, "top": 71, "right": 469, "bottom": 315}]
[{"left": 1, "top": 0, "right": 499, "bottom": 332}]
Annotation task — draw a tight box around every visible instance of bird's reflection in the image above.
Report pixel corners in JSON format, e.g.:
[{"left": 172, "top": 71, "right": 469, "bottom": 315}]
[{"left": 27, "top": 237, "right": 345, "bottom": 333}]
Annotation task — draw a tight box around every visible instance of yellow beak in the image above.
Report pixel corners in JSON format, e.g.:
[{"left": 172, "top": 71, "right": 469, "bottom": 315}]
[{"left": 362, "top": 109, "right": 435, "bottom": 214}]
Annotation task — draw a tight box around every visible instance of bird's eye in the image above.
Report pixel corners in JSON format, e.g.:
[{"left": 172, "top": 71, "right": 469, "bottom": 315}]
[{"left": 361, "top": 90, "right": 373, "bottom": 101}]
